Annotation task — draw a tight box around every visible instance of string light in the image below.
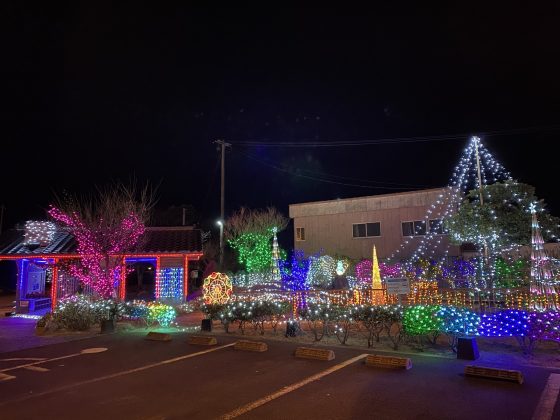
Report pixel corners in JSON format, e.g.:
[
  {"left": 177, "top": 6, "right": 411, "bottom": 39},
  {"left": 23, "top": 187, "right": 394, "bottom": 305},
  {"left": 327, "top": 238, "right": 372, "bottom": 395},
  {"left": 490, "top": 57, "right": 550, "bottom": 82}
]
[
  {"left": 279, "top": 250, "right": 311, "bottom": 293},
  {"left": 307, "top": 255, "right": 336, "bottom": 288},
  {"left": 336, "top": 259, "right": 349, "bottom": 275},
  {"left": 203, "top": 272, "right": 233, "bottom": 304},
  {"left": 387, "top": 136, "right": 511, "bottom": 270},
  {"left": 530, "top": 203, "right": 557, "bottom": 309},
  {"left": 156, "top": 268, "right": 183, "bottom": 300},
  {"left": 478, "top": 310, "right": 528, "bottom": 337},
  {"left": 23, "top": 221, "right": 57, "bottom": 246},
  {"left": 228, "top": 232, "right": 274, "bottom": 273},
  {"left": 49, "top": 206, "right": 145, "bottom": 298},
  {"left": 146, "top": 302, "right": 176, "bottom": 327},
  {"left": 436, "top": 306, "right": 480, "bottom": 336}
]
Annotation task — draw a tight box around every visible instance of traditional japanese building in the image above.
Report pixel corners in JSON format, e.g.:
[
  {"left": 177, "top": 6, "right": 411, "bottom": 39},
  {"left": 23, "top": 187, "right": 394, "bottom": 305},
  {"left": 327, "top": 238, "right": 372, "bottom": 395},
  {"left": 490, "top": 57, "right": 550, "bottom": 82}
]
[{"left": 0, "top": 223, "right": 203, "bottom": 314}]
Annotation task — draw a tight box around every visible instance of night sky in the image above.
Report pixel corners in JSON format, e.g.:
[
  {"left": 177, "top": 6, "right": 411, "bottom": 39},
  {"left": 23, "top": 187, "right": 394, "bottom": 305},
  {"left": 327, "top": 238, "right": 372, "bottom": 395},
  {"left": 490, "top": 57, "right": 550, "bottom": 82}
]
[{"left": 2, "top": 5, "right": 560, "bottom": 240}]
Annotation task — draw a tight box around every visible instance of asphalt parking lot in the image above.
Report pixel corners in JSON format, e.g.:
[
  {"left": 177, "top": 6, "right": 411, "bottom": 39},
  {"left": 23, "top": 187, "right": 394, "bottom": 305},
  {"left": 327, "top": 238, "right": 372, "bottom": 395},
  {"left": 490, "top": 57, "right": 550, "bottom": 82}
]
[{"left": 0, "top": 332, "right": 558, "bottom": 419}]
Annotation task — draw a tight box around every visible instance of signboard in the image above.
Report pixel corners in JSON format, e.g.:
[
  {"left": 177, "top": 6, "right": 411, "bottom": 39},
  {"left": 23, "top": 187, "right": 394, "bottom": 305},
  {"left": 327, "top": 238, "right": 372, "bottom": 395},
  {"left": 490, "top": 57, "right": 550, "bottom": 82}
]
[{"left": 385, "top": 277, "right": 410, "bottom": 295}]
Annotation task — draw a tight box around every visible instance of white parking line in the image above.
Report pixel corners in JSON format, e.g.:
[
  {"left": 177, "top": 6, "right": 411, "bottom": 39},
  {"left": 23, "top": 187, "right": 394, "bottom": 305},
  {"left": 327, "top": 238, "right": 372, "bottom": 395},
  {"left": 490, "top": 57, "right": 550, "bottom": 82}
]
[
  {"left": 532, "top": 373, "right": 560, "bottom": 420},
  {"left": 0, "top": 347, "right": 107, "bottom": 373},
  {"left": 0, "top": 343, "right": 235, "bottom": 405},
  {"left": 23, "top": 366, "right": 49, "bottom": 372},
  {"left": 0, "top": 373, "right": 16, "bottom": 382},
  {"left": 220, "top": 353, "right": 369, "bottom": 420}
]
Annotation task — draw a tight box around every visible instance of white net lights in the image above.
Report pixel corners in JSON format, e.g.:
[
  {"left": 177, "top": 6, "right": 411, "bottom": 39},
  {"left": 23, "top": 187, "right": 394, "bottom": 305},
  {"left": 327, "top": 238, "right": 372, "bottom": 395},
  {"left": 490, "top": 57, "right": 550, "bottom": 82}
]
[{"left": 23, "top": 221, "right": 56, "bottom": 246}]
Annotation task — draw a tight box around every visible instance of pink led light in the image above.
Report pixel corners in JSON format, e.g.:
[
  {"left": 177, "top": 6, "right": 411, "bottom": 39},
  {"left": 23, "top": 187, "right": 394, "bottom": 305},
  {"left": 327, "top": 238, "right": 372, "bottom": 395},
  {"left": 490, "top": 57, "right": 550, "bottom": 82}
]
[{"left": 48, "top": 206, "right": 145, "bottom": 299}]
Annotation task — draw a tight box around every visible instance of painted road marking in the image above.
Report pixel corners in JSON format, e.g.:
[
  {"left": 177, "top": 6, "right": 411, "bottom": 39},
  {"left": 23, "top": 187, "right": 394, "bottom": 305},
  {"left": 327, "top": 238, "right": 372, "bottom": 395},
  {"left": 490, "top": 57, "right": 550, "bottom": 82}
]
[
  {"left": 220, "top": 353, "right": 369, "bottom": 420},
  {"left": 0, "top": 343, "right": 236, "bottom": 405},
  {"left": 80, "top": 348, "right": 108, "bottom": 354},
  {"left": 0, "top": 373, "right": 16, "bottom": 382},
  {"left": 0, "top": 347, "right": 108, "bottom": 374},
  {"left": 23, "top": 366, "right": 50, "bottom": 372},
  {"left": 532, "top": 373, "right": 560, "bottom": 420}
]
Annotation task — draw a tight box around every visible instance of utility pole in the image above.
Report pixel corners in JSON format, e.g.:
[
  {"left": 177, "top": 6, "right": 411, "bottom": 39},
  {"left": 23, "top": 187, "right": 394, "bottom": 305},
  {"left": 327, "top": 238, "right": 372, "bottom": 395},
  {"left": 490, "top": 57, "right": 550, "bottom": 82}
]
[
  {"left": 0, "top": 204, "right": 5, "bottom": 236},
  {"left": 473, "top": 136, "right": 490, "bottom": 287},
  {"left": 474, "top": 136, "right": 484, "bottom": 206},
  {"left": 214, "top": 139, "right": 231, "bottom": 269}
]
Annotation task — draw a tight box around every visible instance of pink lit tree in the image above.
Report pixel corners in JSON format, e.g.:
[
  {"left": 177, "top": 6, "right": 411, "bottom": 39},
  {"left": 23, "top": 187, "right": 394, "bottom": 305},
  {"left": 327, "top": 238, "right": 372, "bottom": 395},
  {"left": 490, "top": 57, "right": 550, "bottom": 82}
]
[{"left": 49, "top": 183, "right": 155, "bottom": 298}]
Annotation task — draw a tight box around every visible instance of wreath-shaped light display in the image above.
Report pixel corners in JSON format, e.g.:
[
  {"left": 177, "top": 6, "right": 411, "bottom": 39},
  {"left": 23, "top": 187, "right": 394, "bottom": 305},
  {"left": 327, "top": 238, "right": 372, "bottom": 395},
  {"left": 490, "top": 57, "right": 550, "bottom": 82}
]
[{"left": 203, "top": 272, "right": 233, "bottom": 304}]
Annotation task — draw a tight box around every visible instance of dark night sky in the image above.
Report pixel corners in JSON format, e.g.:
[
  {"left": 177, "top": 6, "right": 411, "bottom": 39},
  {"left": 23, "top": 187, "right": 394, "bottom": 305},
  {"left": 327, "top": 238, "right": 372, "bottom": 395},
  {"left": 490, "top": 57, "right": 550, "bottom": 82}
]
[{"left": 2, "top": 5, "right": 560, "bottom": 238}]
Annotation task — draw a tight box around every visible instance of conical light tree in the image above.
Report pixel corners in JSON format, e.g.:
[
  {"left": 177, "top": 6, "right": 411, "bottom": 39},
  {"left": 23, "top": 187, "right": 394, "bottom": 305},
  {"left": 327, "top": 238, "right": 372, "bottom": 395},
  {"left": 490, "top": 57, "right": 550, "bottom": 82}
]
[
  {"left": 371, "top": 245, "right": 386, "bottom": 304},
  {"left": 372, "top": 246, "right": 382, "bottom": 290},
  {"left": 271, "top": 226, "right": 281, "bottom": 281},
  {"left": 530, "top": 203, "right": 557, "bottom": 309}
]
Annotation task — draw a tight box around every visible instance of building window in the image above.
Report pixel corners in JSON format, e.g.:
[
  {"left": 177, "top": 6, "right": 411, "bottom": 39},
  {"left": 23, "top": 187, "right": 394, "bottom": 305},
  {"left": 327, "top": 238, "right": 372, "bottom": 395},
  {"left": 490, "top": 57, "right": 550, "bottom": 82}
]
[
  {"left": 402, "top": 220, "right": 427, "bottom": 236},
  {"left": 429, "top": 219, "right": 445, "bottom": 235},
  {"left": 414, "top": 220, "right": 426, "bottom": 235},
  {"left": 401, "top": 221, "right": 414, "bottom": 237},
  {"left": 296, "top": 227, "right": 305, "bottom": 241},
  {"left": 352, "top": 222, "right": 381, "bottom": 238}
]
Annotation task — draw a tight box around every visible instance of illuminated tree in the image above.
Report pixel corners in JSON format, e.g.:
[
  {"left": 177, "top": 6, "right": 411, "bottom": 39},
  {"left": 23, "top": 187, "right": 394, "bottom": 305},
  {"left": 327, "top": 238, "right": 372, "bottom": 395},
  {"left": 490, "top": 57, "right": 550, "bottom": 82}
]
[
  {"left": 307, "top": 255, "right": 336, "bottom": 288},
  {"left": 225, "top": 207, "right": 288, "bottom": 273},
  {"left": 48, "top": 183, "right": 155, "bottom": 298},
  {"left": 530, "top": 203, "right": 557, "bottom": 308},
  {"left": 446, "top": 181, "right": 559, "bottom": 253},
  {"left": 494, "top": 257, "right": 529, "bottom": 288},
  {"left": 279, "top": 250, "right": 311, "bottom": 292}
]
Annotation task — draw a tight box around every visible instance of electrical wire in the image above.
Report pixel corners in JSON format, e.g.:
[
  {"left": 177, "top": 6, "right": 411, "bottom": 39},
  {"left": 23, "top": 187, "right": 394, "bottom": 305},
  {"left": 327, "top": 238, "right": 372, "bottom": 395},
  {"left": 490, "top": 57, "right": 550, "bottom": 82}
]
[
  {"left": 235, "top": 150, "right": 430, "bottom": 190},
  {"left": 230, "top": 124, "right": 560, "bottom": 148}
]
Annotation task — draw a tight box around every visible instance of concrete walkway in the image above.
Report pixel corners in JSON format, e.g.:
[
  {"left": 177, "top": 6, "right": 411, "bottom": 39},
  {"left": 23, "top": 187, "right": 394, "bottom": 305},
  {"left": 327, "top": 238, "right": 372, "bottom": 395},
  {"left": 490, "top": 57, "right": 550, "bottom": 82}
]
[
  {"left": 0, "top": 309, "right": 205, "bottom": 354},
  {"left": 0, "top": 316, "right": 98, "bottom": 354},
  {"left": 0, "top": 294, "right": 16, "bottom": 317}
]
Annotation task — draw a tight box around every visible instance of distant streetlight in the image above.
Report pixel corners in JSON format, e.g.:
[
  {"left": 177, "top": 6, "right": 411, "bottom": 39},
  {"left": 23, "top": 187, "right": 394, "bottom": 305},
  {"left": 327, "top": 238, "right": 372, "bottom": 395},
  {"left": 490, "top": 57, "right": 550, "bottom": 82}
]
[{"left": 217, "top": 220, "right": 224, "bottom": 269}]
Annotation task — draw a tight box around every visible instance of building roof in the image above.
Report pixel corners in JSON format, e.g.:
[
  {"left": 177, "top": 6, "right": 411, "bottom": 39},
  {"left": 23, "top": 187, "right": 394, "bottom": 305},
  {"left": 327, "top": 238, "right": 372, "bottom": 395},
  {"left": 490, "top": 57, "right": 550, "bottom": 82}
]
[
  {"left": 139, "top": 227, "right": 202, "bottom": 254},
  {"left": 289, "top": 187, "right": 450, "bottom": 218},
  {"left": 0, "top": 226, "right": 203, "bottom": 257},
  {"left": 0, "top": 229, "right": 77, "bottom": 255}
]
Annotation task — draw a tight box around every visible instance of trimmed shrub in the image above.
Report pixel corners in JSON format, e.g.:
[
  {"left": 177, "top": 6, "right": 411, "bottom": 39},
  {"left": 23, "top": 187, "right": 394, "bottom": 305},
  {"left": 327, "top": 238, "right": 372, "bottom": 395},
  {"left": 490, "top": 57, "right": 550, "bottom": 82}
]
[{"left": 403, "top": 305, "right": 442, "bottom": 336}]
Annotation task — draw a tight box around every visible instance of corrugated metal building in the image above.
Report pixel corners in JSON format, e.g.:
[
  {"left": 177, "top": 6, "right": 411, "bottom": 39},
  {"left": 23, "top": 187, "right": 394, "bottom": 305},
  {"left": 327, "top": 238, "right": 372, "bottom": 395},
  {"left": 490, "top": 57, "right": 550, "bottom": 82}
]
[{"left": 289, "top": 188, "right": 460, "bottom": 260}]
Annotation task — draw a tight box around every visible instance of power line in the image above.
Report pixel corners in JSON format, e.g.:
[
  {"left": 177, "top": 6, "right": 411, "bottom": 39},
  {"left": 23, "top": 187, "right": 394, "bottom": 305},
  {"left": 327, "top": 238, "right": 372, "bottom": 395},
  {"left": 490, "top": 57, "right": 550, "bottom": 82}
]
[
  {"left": 231, "top": 124, "right": 560, "bottom": 148},
  {"left": 282, "top": 164, "right": 435, "bottom": 188},
  {"left": 237, "top": 150, "right": 435, "bottom": 188},
  {"left": 236, "top": 150, "right": 430, "bottom": 190}
]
